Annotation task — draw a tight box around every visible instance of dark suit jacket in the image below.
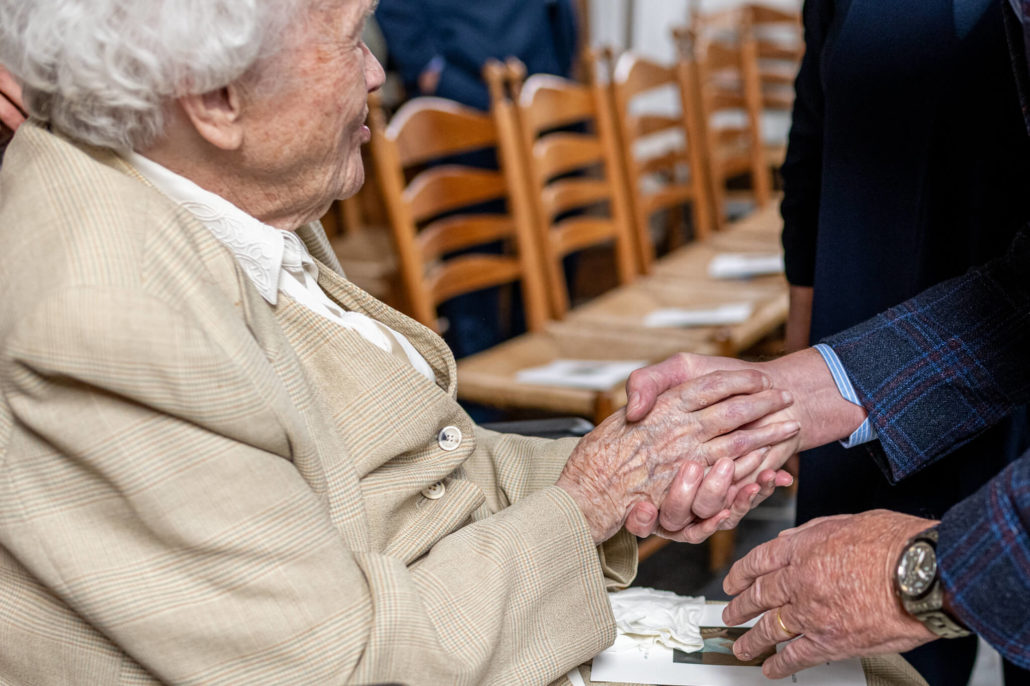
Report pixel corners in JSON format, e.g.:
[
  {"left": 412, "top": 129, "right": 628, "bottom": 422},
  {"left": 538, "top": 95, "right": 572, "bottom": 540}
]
[
  {"left": 780, "top": 0, "right": 1030, "bottom": 525},
  {"left": 375, "top": 0, "right": 577, "bottom": 110}
]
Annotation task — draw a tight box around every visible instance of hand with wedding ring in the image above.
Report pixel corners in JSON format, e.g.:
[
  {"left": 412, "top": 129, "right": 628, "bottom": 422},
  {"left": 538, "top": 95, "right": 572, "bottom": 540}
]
[{"left": 721, "top": 510, "right": 941, "bottom": 678}]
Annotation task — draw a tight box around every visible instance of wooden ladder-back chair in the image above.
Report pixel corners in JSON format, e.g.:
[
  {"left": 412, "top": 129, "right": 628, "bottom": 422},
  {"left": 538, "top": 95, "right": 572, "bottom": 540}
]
[
  {"left": 368, "top": 91, "right": 549, "bottom": 335},
  {"left": 689, "top": 4, "right": 802, "bottom": 174},
  {"left": 364, "top": 68, "right": 628, "bottom": 425},
  {"left": 748, "top": 4, "right": 803, "bottom": 169},
  {"left": 676, "top": 17, "right": 772, "bottom": 232},
  {"left": 608, "top": 49, "right": 716, "bottom": 272},
  {"left": 499, "top": 57, "right": 640, "bottom": 318}
]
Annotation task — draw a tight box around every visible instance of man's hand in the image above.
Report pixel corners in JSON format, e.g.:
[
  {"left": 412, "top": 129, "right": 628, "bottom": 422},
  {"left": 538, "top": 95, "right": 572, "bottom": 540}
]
[
  {"left": 0, "top": 65, "right": 27, "bottom": 132},
  {"left": 625, "top": 349, "right": 865, "bottom": 451},
  {"left": 721, "top": 510, "right": 939, "bottom": 679},
  {"left": 557, "top": 369, "right": 800, "bottom": 544},
  {"left": 622, "top": 349, "right": 867, "bottom": 534}
]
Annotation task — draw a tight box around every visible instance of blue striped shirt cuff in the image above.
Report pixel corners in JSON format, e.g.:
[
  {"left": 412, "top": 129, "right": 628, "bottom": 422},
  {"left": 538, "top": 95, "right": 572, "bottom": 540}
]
[{"left": 813, "top": 343, "right": 877, "bottom": 448}]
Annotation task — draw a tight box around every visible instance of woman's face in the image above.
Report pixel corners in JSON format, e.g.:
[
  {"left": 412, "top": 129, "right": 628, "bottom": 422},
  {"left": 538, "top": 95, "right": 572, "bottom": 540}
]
[{"left": 238, "top": 0, "right": 384, "bottom": 228}]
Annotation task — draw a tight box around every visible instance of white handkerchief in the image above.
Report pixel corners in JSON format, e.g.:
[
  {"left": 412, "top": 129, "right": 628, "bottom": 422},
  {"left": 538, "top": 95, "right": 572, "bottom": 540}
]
[
  {"left": 708, "top": 253, "right": 784, "bottom": 279},
  {"left": 643, "top": 303, "right": 754, "bottom": 328},
  {"left": 514, "top": 359, "right": 647, "bottom": 391},
  {"left": 608, "top": 587, "right": 705, "bottom": 654}
]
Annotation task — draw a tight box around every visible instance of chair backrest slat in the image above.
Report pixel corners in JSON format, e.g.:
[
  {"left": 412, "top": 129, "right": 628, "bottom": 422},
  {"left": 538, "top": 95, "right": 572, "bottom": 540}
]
[{"left": 370, "top": 91, "right": 550, "bottom": 333}]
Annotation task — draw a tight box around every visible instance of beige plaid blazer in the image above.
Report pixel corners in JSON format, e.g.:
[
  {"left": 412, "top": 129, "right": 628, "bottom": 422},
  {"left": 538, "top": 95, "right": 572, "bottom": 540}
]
[{"left": 0, "top": 123, "right": 637, "bottom": 685}]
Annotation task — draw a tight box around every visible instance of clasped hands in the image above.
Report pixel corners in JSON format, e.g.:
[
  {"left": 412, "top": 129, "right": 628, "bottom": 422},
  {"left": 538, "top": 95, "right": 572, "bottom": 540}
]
[
  {"left": 556, "top": 360, "right": 803, "bottom": 546},
  {"left": 577, "top": 350, "right": 942, "bottom": 679}
]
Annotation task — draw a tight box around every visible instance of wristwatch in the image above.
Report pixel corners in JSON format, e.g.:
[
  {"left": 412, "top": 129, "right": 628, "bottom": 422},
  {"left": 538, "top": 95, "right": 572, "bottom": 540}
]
[{"left": 894, "top": 526, "right": 971, "bottom": 639}]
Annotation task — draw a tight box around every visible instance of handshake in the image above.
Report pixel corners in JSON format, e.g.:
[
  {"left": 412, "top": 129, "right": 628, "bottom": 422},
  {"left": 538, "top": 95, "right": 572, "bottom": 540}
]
[{"left": 556, "top": 348, "right": 861, "bottom": 545}]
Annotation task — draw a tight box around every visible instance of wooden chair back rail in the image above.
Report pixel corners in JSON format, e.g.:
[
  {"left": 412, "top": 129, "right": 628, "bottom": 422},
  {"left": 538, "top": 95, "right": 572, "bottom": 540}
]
[
  {"left": 540, "top": 178, "right": 612, "bottom": 219},
  {"left": 762, "top": 91, "right": 795, "bottom": 109},
  {"left": 532, "top": 134, "right": 606, "bottom": 180},
  {"left": 425, "top": 254, "right": 523, "bottom": 304},
  {"left": 615, "top": 56, "right": 677, "bottom": 96},
  {"left": 758, "top": 43, "right": 803, "bottom": 61},
  {"left": 417, "top": 215, "right": 515, "bottom": 260},
  {"left": 637, "top": 149, "right": 689, "bottom": 176},
  {"left": 749, "top": 4, "right": 801, "bottom": 24},
  {"left": 629, "top": 113, "right": 684, "bottom": 138},
  {"left": 707, "top": 92, "right": 751, "bottom": 112},
  {"left": 641, "top": 185, "right": 697, "bottom": 216},
  {"left": 388, "top": 98, "right": 500, "bottom": 167},
  {"left": 404, "top": 167, "right": 509, "bottom": 223},
  {"left": 517, "top": 77, "right": 597, "bottom": 134},
  {"left": 702, "top": 41, "right": 748, "bottom": 71},
  {"left": 712, "top": 125, "right": 752, "bottom": 144},
  {"left": 551, "top": 216, "right": 622, "bottom": 257}
]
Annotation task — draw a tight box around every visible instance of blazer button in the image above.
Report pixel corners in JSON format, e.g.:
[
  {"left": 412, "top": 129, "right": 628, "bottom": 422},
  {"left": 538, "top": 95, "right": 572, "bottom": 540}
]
[
  {"left": 421, "top": 481, "right": 446, "bottom": 500},
  {"left": 438, "top": 426, "right": 462, "bottom": 451}
]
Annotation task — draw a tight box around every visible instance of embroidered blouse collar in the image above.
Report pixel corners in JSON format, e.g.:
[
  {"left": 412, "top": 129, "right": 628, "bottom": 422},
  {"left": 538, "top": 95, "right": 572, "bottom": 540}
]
[{"left": 125, "top": 151, "right": 293, "bottom": 305}]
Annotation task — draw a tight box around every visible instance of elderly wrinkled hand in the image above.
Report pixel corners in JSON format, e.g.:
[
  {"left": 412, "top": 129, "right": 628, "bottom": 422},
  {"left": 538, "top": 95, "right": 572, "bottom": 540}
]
[
  {"left": 721, "top": 510, "right": 939, "bottom": 679},
  {"left": 0, "top": 65, "right": 26, "bottom": 132},
  {"left": 556, "top": 369, "right": 800, "bottom": 544},
  {"left": 621, "top": 350, "right": 868, "bottom": 536}
]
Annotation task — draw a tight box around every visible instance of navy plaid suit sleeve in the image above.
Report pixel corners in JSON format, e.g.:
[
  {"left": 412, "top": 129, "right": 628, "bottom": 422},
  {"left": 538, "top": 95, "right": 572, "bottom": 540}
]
[
  {"left": 823, "top": 224, "right": 1030, "bottom": 669},
  {"left": 823, "top": 225, "right": 1030, "bottom": 482},
  {"left": 937, "top": 455, "right": 1030, "bottom": 669}
]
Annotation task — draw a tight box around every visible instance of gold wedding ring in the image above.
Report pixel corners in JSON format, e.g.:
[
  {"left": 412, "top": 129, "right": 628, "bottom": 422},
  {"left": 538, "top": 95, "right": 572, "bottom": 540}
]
[{"left": 776, "top": 609, "right": 798, "bottom": 639}]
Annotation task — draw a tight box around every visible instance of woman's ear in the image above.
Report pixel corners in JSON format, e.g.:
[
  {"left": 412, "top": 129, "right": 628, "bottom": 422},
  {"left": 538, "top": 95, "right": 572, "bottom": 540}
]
[{"left": 177, "top": 85, "right": 244, "bottom": 150}]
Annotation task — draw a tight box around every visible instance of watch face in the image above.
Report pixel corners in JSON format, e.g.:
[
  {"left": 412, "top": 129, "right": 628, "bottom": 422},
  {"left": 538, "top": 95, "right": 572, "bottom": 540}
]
[{"left": 897, "top": 541, "right": 937, "bottom": 597}]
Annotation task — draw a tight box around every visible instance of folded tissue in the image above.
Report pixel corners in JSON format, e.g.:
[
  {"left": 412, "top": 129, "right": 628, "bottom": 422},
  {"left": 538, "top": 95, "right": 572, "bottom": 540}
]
[
  {"left": 707, "top": 253, "right": 784, "bottom": 279},
  {"left": 608, "top": 587, "right": 705, "bottom": 656}
]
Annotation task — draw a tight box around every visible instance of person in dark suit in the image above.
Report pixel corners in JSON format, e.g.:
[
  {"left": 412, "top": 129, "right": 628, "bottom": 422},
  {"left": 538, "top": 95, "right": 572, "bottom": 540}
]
[
  {"left": 618, "top": 6, "right": 1030, "bottom": 682},
  {"left": 375, "top": 0, "right": 578, "bottom": 111},
  {"left": 622, "top": 221, "right": 1030, "bottom": 683},
  {"left": 777, "top": 0, "right": 1030, "bottom": 681}
]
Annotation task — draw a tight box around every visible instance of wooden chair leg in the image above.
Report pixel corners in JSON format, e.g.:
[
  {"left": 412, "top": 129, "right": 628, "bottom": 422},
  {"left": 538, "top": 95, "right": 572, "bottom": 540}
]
[
  {"left": 708, "top": 529, "right": 736, "bottom": 571},
  {"left": 637, "top": 535, "right": 671, "bottom": 562}
]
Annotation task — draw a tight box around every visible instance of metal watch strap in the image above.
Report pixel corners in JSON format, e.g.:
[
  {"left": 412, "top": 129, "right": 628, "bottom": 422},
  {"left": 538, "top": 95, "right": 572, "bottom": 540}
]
[{"left": 898, "top": 527, "right": 971, "bottom": 639}]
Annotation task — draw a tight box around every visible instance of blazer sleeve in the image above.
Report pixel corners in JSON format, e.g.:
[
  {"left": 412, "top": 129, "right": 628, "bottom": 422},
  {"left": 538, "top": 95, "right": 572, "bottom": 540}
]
[
  {"left": 0, "top": 286, "right": 619, "bottom": 684},
  {"left": 469, "top": 427, "right": 638, "bottom": 590},
  {"left": 936, "top": 452, "right": 1030, "bottom": 670},
  {"left": 822, "top": 224, "right": 1030, "bottom": 482},
  {"left": 779, "top": 0, "right": 833, "bottom": 287}
]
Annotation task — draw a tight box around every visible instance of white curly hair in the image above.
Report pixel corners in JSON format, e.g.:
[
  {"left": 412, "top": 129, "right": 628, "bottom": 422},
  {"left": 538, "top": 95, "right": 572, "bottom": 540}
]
[{"left": 0, "top": 0, "right": 308, "bottom": 150}]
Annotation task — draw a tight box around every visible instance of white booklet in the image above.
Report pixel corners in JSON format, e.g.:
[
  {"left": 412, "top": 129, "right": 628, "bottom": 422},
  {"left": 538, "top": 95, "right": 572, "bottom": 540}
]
[
  {"left": 708, "top": 253, "right": 785, "bottom": 279},
  {"left": 591, "top": 602, "right": 867, "bottom": 686},
  {"left": 514, "top": 359, "right": 647, "bottom": 391},
  {"left": 643, "top": 303, "right": 754, "bottom": 328}
]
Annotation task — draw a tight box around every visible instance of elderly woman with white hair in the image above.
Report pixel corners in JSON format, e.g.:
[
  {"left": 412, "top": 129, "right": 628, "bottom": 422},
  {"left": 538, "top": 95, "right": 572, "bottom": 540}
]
[{"left": 0, "top": 0, "right": 809, "bottom": 683}]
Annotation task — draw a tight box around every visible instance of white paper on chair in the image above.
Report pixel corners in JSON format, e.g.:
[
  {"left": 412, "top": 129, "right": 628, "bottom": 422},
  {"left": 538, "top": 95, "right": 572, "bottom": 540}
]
[
  {"left": 707, "top": 253, "right": 784, "bottom": 279},
  {"left": 643, "top": 303, "right": 754, "bottom": 328},
  {"left": 591, "top": 602, "right": 867, "bottom": 686},
  {"left": 514, "top": 359, "right": 648, "bottom": 390}
]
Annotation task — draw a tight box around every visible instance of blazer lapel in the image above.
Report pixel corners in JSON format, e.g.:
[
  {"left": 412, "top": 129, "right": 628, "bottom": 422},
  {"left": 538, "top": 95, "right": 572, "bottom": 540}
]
[{"left": 311, "top": 260, "right": 459, "bottom": 395}]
